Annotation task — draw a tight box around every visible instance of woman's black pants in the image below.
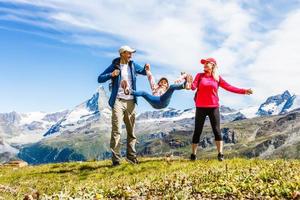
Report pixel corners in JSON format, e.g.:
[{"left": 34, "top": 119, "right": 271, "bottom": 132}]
[{"left": 192, "top": 107, "right": 222, "bottom": 143}]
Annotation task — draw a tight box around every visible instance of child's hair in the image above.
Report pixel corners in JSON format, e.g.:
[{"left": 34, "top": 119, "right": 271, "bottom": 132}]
[{"left": 158, "top": 77, "right": 169, "bottom": 88}]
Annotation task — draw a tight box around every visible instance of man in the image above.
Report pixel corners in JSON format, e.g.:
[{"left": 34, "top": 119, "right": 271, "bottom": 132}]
[{"left": 98, "top": 45, "right": 150, "bottom": 166}]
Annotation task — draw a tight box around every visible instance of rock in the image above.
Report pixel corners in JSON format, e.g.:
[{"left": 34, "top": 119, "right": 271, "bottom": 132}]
[
  {"left": 0, "top": 184, "right": 17, "bottom": 195},
  {"left": 23, "top": 191, "right": 39, "bottom": 200},
  {"left": 4, "top": 160, "right": 28, "bottom": 168},
  {"left": 222, "top": 128, "right": 237, "bottom": 144},
  {"left": 292, "top": 191, "right": 300, "bottom": 200},
  {"left": 243, "top": 134, "right": 288, "bottom": 157}
]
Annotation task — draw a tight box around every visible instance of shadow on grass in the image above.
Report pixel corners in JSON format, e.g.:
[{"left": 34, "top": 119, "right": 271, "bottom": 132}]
[
  {"left": 35, "top": 163, "right": 112, "bottom": 175},
  {"left": 32, "top": 157, "right": 186, "bottom": 175}
]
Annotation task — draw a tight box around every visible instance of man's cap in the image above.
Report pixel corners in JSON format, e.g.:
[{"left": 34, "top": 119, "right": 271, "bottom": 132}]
[{"left": 119, "top": 45, "right": 136, "bottom": 54}]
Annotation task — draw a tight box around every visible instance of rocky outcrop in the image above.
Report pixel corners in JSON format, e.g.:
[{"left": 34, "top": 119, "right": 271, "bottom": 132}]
[
  {"left": 243, "top": 134, "right": 288, "bottom": 158},
  {"left": 197, "top": 128, "right": 237, "bottom": 148},
  {"left": 256, "top": 111, "right": 300, "bottom": 138},
  {"left": 4, "top": 160, "right": 28, "bottom": 168},
  {"left": 0, "top": 111, "right": 21, "bottom": 125},
  {"left": 222, "top": 128, "right": 237, "bottom": 144}
]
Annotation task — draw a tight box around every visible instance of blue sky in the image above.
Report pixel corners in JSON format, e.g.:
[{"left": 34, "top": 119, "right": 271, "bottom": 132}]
[{"left": 0, "top": 0, "right": 300, "bottom": 113}]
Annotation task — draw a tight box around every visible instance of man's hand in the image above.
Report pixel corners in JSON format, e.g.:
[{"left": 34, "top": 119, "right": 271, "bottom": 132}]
[
  {"left": 111, "top": 69, "right": 120, "bottom": 77},
  {"left": 245, "top": 89, "right": 253, "bottom": 95},
  {"left": 145, "top": 63, "right": 151, "bottom": 71}
]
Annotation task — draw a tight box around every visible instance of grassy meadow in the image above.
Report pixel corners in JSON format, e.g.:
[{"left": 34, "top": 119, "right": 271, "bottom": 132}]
[{"left": 0, "top": 157, "right": 300, "bottom": 199}]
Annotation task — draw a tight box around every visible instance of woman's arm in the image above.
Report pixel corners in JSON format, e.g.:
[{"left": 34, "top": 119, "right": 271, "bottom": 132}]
[
  {"left": 219, "top": 76, "right": 247, "bottom": 94},
  {"left": 191, "top": 73, "right": 201, "bottom": 91}
]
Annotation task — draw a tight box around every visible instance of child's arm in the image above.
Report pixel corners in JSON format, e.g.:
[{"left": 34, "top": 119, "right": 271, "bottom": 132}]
[{"left": 146, "top": 70, "right": 157, "bottom": 92}]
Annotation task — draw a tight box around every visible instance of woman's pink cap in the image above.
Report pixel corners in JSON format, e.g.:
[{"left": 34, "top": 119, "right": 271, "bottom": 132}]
[{"left": 200, "top": 58, "right": 217, "bottom": 65}]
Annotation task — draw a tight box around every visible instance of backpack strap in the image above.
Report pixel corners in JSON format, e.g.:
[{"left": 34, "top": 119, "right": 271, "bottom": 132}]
[
  {"left": 109, "top": 58, "right": 121, "bottom": 92},
  {"left": 194, "top": 73, "right": 202, "bottom": 102},
  {"left": 129, "top": 60, "right": 133, "bottom": 68},
  {"left": 112, "top": 57, "right": 121, "bottom": 70}
]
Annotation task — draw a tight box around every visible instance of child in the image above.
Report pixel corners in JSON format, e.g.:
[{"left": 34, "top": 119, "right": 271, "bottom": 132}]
[{"left": 121, "top": 69, "right": 193, "bottom": 109}]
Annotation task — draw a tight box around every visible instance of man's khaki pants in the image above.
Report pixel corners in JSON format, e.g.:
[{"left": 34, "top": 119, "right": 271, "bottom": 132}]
[{"left": 110, "top": 98, "right": 136, "bottom": 163}]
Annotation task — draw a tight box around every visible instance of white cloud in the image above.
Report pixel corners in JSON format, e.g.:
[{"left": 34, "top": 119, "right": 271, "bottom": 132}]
[
  {"left": 0, "top": 0, "right": 254, "bottom": 70},
  {"left": 246, "top": 9, "right": 300, "bottom": 104},
  {"left": 1, "top": 0, "right": 300, "bottom": 109}
]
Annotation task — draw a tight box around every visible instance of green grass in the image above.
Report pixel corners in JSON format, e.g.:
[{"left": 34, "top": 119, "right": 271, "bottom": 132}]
[{"left": 0, "top": 158, "right": 300, "bottom": 199}]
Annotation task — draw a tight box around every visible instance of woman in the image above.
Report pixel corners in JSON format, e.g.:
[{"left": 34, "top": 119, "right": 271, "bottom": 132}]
[{"left": 191, "top": 57, "right": 253, "bottom": 161}]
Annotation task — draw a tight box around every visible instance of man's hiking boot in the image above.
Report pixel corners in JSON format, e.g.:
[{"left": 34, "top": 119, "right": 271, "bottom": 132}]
[
  {"left": 126, "top": 157, "right": 139, "bottom": 165},
  {"left": 218, "top": 153, "right": 224, "bottom": 161},
  {"left": 112, "top": 161, "right": 120, "bottom": 166},
  {"left": 190, "top": 154, "right": 197, "bottom": 161}
]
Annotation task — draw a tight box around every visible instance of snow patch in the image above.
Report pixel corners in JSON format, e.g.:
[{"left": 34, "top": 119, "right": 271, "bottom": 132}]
[
  {"left": 63, "top": 106, "right": 91, "bottom": 124},
  {"left": 7, "top": 133, "right": 44, "bottom": 145},
  {"left": 239, "top": 106, "right": 260, "bottom": 118},
  {"left": 0, "top": 140, "right": 19, "bottom": 154},
  {"left": 19, "top": 112, "right": 47, "bottom": 125}
]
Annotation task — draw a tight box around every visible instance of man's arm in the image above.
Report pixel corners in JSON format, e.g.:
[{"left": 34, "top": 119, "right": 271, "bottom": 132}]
[
  {"left": 134, "top": 62, "right": 148, "bottom": 76},
  {"left": 98, "top": 64, "right": 115, "bottom": 83}
]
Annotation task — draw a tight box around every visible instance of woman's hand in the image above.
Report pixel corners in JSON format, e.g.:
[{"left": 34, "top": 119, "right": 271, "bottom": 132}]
[{"left": 245, "top": 89, "right": 253, "bottom": 95}]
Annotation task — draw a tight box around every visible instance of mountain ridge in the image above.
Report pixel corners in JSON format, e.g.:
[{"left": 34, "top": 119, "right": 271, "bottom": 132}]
[{"left": 1, "top": 88, "right": 300, "bottom": 164}]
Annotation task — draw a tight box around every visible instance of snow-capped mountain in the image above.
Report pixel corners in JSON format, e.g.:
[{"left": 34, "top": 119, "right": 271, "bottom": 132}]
[
  {"left": 42, "top": 89, "right": 300, "bottom": 139},
  {"left": 0, "top": 110, "right": 68, "bottom": 145},
  {"left": 137, "top": 106, "right": 244, "bottom": 123},
  {"left": 256, "top": 90, "right": 291, "bottom": 116},
  {"left": 17, "top": 86, "right": 112, "bottom": 164},
  {"left": 136, "top": 90, "right": 299, "bottom": 122},
  {"left": 44, "top": 86, "right": 111, "bottom": 137},
  {"left": 256, "top": 90, "right": 300, "bottom": 116},
  {"left": 14, "top": 88, "right": 300, "bottom": 164},
  {"left": 2, "top": 89, "right": 299, "bottom": 144},
  {"left": 136, "top": 108, "right": 194, "bottom": 121},
  {"left": 280, "top": 95, "right": 300, "bottom": 114},
  {"left": 136, "top": 90, "right": 298, "bottom": 123},
  {"left": 237, "top": 106, "right": 260, "bottom": 119},
  {"left": 0, "top": 137, "right": 18, "bottom": 154},
  {"left": 2, "top": 86, "right": 300, "bottom": 164},
  {"left": 0, "top": 136, "right": 19, "bottom": 163}
]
